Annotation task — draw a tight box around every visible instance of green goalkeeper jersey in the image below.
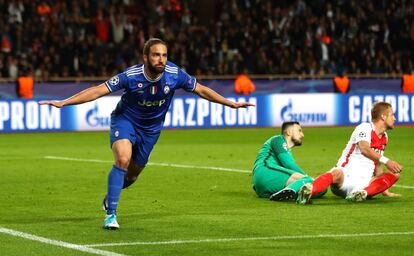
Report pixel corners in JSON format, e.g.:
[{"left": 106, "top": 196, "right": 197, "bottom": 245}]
[{"left": 253, "top": 135, "right": 305, "bottom": 175}]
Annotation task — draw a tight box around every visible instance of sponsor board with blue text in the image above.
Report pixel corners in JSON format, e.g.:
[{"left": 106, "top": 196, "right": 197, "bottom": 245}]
[
  {"left": 0, "top": 100, "right": 71, "bottom": 132},
  {"left": 163, "top": 96, "right": 262, "bottom": 128},
  {"left": 340, "top": 94, "right": 414, "bottom": 125},
  {"left": 269, "top": 93, "right": 337, "bottom": 126},
  {"left": 2, "top": 94, "right": 413, "bottom": 133}
]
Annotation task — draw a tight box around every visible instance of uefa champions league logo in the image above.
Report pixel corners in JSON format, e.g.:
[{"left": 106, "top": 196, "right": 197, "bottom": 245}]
[
  {"left": 109, "top": 76, "right": 119, "bottom": 86},
  {"left": 358, "top": 132, "right": 366, "bottom": 138}
]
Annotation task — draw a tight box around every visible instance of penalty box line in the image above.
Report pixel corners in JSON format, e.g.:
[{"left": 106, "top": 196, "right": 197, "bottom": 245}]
[
  {"left": 0, "top": 226, "right": 127, "bottom": 256},
  {"left": 84, "top": 231, "right": 414, "bottom": 247},
  {"left": 44, "top": 155, "right": 414, "bottom": 189}
]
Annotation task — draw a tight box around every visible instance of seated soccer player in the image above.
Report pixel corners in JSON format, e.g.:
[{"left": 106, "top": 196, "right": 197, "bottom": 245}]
[
  {"left": 297, "top": 102, "right": 403, "bottom": 204},
  {"left": 252, "top": 121, "right": 325, "bottom": 201}
]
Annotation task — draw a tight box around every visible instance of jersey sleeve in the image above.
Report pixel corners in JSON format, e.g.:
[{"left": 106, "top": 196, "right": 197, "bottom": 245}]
[
  {"left": 353, "top": 123, "right": 372, "bottom": 144},
  {"left": 270, "top": 137, "right": 305, "bottom": 174},
  {"left": 104, "top": 72, "right": 128, "bottom": 93},
  {"left": 176, "top": 68, "right": 197, "bottom": 92}
]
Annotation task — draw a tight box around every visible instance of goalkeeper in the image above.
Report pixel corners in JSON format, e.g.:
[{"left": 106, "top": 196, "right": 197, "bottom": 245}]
[{"left": 252, "top": 121, "right": 324, "bottom": 201}]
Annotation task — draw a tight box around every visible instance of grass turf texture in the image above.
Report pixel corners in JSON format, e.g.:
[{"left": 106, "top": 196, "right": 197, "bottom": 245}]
[{"left": 0, "top": 127, "right": 413, "bottom": 256}]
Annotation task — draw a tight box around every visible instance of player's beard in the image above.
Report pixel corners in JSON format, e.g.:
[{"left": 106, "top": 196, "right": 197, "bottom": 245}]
[
  {"left": 292, "top": 137, "right": 302, "bottom": 146},
  {"left": 148, "top": 62, "right": 165, "bottom": 75}
]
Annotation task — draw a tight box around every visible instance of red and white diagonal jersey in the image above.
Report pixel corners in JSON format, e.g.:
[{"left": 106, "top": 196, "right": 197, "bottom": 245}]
[{"left": 336, "top": 122, "right": 387, "bottom": 179}]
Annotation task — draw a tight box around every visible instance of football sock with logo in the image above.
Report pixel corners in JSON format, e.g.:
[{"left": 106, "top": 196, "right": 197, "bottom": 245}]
[
  {"left": 286, "top": 176, "right": 313, "bottom": 193},
  {"left": 364, "top": 173, "right": 398, "bottom": 196},
  {"left": 107, "top": 165, "right": 126, "bottom": 215},
  {"left": 311, "top": 172, "right": 333, "bottom": 195}
]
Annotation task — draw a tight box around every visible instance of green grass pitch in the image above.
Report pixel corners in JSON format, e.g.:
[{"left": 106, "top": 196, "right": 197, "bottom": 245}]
[{"left": 1, "top": 127, "right": 413, "bottom": 256}]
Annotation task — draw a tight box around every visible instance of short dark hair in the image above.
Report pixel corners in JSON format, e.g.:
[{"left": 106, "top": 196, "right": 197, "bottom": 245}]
[
  {"left": 281, "top": 121, "right": 300, "bottom": 134},
  {"left": 371, "top": 102, "right": 392, "bottom": 120},
  {"left": 143, "top": 38, "right": 167, "bottom": 56}
]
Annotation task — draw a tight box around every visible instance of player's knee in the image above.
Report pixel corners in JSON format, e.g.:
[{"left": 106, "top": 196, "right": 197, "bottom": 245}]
[
  {"left": 115, "top": 156, "right": 131, "bottom": 169},
  {"left": 391, "top": 172, "right": 400, "bottom": 179},
  {"left": 329, "top": 168, "right": 344, "bottom": 182},
  {"left": 290, "top": 172, "right": 304, "bottom": 180}
]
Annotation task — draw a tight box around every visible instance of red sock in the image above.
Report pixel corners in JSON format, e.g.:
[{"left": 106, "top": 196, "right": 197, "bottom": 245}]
[
  {"left": 311, "top": 173, "right": 333, "bottom": 195},
  {"left": 364, "top": 173, "right": 398, "bottom": 196}
]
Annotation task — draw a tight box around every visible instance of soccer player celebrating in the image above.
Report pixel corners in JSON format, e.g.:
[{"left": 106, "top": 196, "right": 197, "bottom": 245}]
[
  {"left": 39, "top": 38, "right": 254, "bottom": 229},
  {"left": 296, "top": 102, "right": 403, "bottom": 204},
  {"left": 252, "top": 122, "right": 324, "bottom": 201}
]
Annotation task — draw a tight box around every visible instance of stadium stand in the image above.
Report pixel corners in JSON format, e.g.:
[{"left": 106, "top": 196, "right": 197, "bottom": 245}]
[{"left": 0, "top": 0, "right": 413, "bottom": 82}]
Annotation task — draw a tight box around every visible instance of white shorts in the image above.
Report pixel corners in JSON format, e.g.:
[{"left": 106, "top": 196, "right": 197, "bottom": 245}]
[{"left": 330, "top": 166, "right": 373, "bottom": 198}]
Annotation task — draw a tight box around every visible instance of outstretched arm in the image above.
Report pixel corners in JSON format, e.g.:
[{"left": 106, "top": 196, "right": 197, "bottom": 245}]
[
  {"left": 193, "top": 83, "right": 255, "bottom": 108},
  {"left": 38, "top": 83, "right": 110, "bottom": 108}
]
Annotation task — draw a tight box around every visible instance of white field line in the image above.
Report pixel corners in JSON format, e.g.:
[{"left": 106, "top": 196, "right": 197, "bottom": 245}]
[
  {"left": 0, "top": 227, "right": 127, "bottom": 256},
  {"left": 84, "top": 231, "right": 414, "bottom": 247},
  {"left": 394, "top": 184, "right": 414, "bottom": 189},
  {"left": 44, "top": 155, "right": 414, "bottom": 189},
  {"left": 43, "top": 155, "right": 251, "bottom": 173}
]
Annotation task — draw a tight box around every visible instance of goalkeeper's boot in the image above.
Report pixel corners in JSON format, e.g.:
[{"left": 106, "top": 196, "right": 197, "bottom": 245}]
[
  {"left": 270, "top": 188, "right": 297, "bottom": 201},
  {"left": 346, "top": 190, "right": 368, "bottom": 202},
  {"left": 103, "top": 214, "right": 119, "bottom": 230},
  {"left": 296, "top": 183, "right": 313, "bottom": 205}
]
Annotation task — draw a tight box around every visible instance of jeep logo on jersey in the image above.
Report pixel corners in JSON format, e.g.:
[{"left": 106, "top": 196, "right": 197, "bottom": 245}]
[
  {"left": 164, "top": 85, "right": 170, "bottom": 94},
  {"left": 138, "top": 99, "right": 166, "bottom": 107},
  {"left": 109, "top": 76, "right": 119, "bottom": 86},
  {"left": 150, "top": 85, "right": 158, "bottom": 95}
]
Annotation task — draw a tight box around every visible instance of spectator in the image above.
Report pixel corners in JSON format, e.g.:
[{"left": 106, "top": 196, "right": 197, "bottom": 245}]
[
  {"left": 8, "top": 55, "right": 18, "bottom": 79},
  {"left": 1, "top": 24, "right": 12, "bottom": 53},
  {"left": 0, "top": 0, "right": 413, "bottom": 78},
  {"left": 8, "top": 0, "right": 24, "bottom": 24},
  {"left": 95, "top": 8, "right": 109, "bottom": 42},
  {"left": 16, "top": 66, "right": 34, "bottom": 99},
  {"left": 333, "top": 70, "right": 350, "bottom": 94},
  {"left": 401, "top": 71, "right": 414, "bottom": 93},
  {"left": 234, "top": 69, "right": 256, "bottom": 95},
  {"left": 110, "top": 13, "right": 125, "bottom": 44}
]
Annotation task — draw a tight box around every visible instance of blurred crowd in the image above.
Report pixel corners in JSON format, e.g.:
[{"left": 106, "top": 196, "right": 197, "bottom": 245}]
[{"left": 0, "top": 0, "right": 413, "bottom": 81}]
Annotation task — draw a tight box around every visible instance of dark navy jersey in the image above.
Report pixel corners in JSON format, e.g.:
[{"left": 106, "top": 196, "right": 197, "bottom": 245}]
[{"left": 105, "top": 61, "right": 197, "bottom": 132}]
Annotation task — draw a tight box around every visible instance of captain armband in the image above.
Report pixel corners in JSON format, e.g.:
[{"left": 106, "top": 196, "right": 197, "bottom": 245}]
[{"left": 379, "top": 156, "right": 389, "bottom": 164}]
